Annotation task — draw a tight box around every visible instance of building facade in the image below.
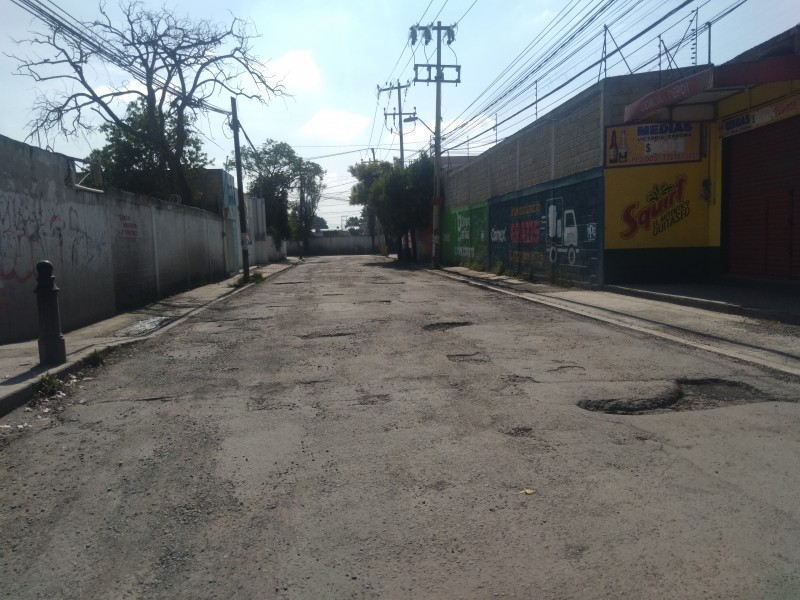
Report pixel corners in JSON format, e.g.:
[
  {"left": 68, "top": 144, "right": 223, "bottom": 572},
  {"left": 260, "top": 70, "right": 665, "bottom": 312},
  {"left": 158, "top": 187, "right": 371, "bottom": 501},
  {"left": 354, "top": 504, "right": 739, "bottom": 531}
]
[{"left": 441, "top": 27, "right": 800, "bottom": 287}]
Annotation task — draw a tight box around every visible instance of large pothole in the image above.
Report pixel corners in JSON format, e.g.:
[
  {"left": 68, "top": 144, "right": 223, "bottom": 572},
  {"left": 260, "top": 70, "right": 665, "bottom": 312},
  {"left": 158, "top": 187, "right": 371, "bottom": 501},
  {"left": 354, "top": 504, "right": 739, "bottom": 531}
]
[{"left": 578, "top": 378, "right": 777, "bottom": 415}]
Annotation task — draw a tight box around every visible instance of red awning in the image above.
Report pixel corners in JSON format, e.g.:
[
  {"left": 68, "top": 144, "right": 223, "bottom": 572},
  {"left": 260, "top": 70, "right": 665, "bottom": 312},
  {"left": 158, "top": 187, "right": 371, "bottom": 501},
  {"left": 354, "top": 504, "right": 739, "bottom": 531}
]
[{"left": 624, "top": 55, "right": 800, "bottom": 123}]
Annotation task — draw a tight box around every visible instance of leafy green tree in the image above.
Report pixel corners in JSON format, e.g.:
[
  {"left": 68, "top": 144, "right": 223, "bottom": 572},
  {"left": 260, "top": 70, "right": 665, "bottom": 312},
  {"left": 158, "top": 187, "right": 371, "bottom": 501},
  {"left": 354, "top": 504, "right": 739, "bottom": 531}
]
[
  {"left": 232, "top": 140, "right": 298, "bottom": 248},
  {"left": 350, "top": 154, "right": 433, "bottom": 255},
  {"left": 348, "top": 161, "right": 392, "bottom": 251},
  {"left": 88, "top": 98, "right": 208, "bottom": 199},
  {"left": 228, "top": 142, "right": 324, "bottom": 251},
  {"left": 345, "top": 216, "right": 361, "bottom": 228},
  {"left": 313, "top": 216, "right": 329, "bottom": 230},
  {"left": 291, "top": 160, "right": 326, "bottom": 250}
]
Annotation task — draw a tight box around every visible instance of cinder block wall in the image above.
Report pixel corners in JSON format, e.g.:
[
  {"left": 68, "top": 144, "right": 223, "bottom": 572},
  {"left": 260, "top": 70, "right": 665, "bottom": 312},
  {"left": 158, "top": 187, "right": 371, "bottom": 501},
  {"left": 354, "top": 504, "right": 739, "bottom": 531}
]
[
  {"left": 444, "top": 69, "right": 707, "bottom": 209},
  {"left": 445, "top": 84, "right": 604, "bottom": 209}
]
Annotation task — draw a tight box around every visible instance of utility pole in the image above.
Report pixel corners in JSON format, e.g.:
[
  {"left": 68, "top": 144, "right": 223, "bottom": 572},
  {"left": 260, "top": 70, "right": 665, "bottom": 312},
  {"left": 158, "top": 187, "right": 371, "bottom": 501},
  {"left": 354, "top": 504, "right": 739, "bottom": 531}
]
[
  {"left": 379, "top": 80, "right": 412, "bottom": 165},
  {"left": 230, "top": 96, "right": 250, "bottom": 282},
  {"left": 298, "top": 161, "right": 305, "bottom": 259},
  {"left": 410, "top": 21, "right": 461, "bottom": 268}
]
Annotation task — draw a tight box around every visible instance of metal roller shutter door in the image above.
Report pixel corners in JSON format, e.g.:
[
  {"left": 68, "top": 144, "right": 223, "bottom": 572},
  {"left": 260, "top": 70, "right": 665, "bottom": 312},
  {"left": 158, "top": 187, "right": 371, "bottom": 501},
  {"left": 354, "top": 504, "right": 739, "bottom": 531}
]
[{"left": 725, "top": 115, "right": 800, "bottom": 279}]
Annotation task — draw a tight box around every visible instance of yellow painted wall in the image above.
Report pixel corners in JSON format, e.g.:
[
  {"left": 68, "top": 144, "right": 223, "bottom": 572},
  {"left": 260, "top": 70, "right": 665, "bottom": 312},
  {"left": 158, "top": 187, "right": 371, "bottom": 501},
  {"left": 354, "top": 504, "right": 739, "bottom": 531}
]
[{"left": 604, "top": 159, "right": 710, "bottom": 249}]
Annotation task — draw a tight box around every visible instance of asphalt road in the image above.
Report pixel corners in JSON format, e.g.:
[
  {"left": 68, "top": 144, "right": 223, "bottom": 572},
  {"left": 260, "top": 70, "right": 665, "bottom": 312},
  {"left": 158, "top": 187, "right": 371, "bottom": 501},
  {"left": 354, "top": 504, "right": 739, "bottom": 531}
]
[{"left": 2, "top": 255, "right": 799, "bottom": 599}]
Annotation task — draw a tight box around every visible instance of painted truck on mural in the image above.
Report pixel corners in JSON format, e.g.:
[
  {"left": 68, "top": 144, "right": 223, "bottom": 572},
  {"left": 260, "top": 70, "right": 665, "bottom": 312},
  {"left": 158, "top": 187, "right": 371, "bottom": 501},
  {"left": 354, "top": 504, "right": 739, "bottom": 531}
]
[{"left": 545, "top": 197, "right": 579, "bottom": 265}]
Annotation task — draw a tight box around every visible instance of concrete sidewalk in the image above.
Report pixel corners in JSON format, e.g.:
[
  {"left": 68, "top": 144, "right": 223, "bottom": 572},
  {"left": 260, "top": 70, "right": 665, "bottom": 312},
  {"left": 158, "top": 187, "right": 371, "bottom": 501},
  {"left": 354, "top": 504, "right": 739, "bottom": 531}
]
[
  {"left": 441, "top": 266, "right": 800, "bottom": 325},
  {"left": 0, "top": 260, "right": 298, "bottom": 416}
]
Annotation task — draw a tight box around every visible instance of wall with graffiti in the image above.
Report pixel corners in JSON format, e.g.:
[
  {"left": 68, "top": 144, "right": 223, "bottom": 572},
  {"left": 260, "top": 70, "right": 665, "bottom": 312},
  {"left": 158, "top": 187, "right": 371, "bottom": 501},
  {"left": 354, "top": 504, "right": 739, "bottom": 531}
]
[
  {"left": 0, "top": 134, "right": 227, "bottom": 343},
  {"left": 487, "top": 169, "right": 603, "bottom": 285}
]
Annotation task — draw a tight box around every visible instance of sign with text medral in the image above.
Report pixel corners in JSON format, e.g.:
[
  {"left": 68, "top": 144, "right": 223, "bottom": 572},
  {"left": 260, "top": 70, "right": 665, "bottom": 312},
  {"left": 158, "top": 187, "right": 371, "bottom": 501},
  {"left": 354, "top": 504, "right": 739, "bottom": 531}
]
[{"left": 605, "top": 122, "right": 702, "bottom": 168}]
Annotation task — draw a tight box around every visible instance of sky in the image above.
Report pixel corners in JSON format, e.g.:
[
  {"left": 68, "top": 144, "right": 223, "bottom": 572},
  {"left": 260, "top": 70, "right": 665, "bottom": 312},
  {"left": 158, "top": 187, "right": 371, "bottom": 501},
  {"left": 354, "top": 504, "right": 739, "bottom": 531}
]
[{"left": 2, "top": 0, "right": 799, "bottom": 229}]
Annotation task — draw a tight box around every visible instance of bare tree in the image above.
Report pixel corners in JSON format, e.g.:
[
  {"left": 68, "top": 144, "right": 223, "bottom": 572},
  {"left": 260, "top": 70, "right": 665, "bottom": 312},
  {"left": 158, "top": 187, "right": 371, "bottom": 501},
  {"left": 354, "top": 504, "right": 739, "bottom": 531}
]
[{"left": 8, "top": 1, "right": 283, "bottom": 203}]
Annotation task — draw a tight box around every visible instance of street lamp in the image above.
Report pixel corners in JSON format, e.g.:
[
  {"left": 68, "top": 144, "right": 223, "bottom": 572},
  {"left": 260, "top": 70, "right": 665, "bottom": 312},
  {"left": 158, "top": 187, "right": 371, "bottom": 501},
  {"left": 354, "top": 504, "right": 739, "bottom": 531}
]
[{"left": 403, "top": 115, "right": 436, "bottom": 137}]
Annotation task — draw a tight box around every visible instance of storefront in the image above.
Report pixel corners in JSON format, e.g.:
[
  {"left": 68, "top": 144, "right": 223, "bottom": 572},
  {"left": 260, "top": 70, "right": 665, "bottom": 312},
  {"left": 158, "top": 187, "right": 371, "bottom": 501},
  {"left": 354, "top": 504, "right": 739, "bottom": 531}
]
[{"left": 622, "top": 50, "right": 800, "bottom": 283}]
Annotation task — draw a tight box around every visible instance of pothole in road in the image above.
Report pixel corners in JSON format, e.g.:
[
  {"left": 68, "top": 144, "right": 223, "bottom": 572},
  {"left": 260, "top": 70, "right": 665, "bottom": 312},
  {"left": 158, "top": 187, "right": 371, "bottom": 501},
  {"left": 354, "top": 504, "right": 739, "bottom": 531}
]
[
  {"left": 577, "top": 378, "right": 774, "bottom": 415},
  {"left": 423, "top": 321, "right": 473, "bottom": 331},
  {"left": 352, "top": 394, "right": 391, "bottom": 406},
  {"left": 447, "top": 352, "right": 488, "bottom": 363},
  {"left": 503, "top": 426, "right": 534, "bottom": 437},
  {"left": 300, "top": 331, "right": 355, "bottom": 339}
]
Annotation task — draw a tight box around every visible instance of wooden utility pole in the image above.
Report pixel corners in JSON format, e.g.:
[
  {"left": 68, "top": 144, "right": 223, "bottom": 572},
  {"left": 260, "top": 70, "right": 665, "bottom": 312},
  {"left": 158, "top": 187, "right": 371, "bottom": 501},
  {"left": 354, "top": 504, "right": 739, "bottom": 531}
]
[
  {"left": 411, "top": 21, "right": 461, "bottom": 268},
  {"left": 230, "top": 96, "right": 250, "bottom": 282}
]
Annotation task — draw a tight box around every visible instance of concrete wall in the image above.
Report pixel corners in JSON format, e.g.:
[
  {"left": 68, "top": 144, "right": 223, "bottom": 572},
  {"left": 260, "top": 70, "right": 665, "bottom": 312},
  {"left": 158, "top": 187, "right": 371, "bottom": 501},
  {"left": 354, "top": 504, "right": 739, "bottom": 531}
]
[
  {"left": 0, "top": 134, "right": 227, "bottom": 343},
  {"left": 287, "top": 234, "right": 385, "bottom": 256},
  {"left": 253, "top": 239, "right": 287, "bottom": 263}
]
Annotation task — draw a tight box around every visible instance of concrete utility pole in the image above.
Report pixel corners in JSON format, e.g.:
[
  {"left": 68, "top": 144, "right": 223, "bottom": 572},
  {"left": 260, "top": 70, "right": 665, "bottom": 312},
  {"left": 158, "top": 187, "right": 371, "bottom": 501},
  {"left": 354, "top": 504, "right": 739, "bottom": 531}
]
[
  {"left": 230, "top": 96, "right": 250, "bottom": 282},
  {"left": 410, "top": 21, "right": 461, "bottom": 268},
  {"left": 379, "top": 80, "right": 412, "bottom": 165}
]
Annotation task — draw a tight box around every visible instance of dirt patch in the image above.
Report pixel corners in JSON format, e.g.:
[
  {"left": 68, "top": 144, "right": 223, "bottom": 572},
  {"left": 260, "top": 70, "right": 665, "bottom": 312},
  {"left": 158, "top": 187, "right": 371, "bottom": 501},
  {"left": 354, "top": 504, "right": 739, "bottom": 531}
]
[
  {"left": 577, "top": 378, "right": 778, "bottom": 415},
  {"left": 116, "top": 316, "right": 175, "bottom": 337}
]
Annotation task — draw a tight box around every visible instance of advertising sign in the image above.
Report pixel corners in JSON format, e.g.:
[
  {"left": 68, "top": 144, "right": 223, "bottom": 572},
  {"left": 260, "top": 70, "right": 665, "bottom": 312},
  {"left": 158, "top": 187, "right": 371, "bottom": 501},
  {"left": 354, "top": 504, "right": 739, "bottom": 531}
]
[
  {"left": 604, "top": 162, "right": 709, "bottom": 250},
  {"left": 488, "top": 173, "right": 602, "bottom": 284},
  {"left": 719, "top": 92, "right": 800, "bottom": 138},
  {"left": 442, "top": 202, "right": 487, "bottom": 266},
  {"left": 605, "top": 122, "right": 701, "bottom": 168}
]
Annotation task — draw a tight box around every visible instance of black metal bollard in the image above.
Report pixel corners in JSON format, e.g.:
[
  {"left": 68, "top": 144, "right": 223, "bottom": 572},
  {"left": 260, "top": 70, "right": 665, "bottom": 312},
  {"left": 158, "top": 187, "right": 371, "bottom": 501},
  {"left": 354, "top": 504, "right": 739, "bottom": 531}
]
[{"left": 34, "top": 260, "right": 67, "bottom": 366}]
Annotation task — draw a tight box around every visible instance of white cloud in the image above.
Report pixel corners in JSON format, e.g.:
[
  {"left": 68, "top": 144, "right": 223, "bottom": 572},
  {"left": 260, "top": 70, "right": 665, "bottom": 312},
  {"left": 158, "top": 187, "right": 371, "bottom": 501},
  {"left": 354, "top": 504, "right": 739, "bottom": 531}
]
[
  {"left": 300, "top": 109, "right": 369, "bottom": 143},
  {"left": 268, "top": 50, "right": 322, "bottom": 94}
]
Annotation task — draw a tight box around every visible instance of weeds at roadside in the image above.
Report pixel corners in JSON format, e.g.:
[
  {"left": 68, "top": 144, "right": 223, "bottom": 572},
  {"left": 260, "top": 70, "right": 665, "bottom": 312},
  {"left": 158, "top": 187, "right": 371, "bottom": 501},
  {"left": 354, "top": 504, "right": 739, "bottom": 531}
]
[
  {"left": 37, "top": 372, "right": 63, "bottom": 397},
  {"left": 493, "top": 261, "right": 505, "bottom": 276},
  {"left": 229, "top": 271, "right": 265, "bottom": 288},
  {"left": 83, "top": 349, "right": 107, "bottom": 368}
]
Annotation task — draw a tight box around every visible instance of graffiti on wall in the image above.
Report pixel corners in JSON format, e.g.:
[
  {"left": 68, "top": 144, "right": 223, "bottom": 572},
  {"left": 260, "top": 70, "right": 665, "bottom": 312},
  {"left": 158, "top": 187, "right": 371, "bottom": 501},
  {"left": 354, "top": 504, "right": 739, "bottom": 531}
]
[{"left": 1, "top": 190, "right": 106, "bottom": 283}]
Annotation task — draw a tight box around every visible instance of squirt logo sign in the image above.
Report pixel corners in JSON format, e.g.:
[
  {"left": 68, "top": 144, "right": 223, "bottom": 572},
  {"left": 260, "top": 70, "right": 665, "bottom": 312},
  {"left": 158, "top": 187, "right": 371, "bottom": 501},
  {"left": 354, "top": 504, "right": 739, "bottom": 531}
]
[{"left": 619, "top": 174, "right": 689, "bottom": 240}]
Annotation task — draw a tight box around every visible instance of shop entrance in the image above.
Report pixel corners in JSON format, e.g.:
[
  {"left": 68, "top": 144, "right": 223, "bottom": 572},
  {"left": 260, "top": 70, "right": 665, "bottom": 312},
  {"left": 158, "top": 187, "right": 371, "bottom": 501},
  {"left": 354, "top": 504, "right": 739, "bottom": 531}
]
[{"left": 723, "top": 115, "right": 800, "bottom": 280}]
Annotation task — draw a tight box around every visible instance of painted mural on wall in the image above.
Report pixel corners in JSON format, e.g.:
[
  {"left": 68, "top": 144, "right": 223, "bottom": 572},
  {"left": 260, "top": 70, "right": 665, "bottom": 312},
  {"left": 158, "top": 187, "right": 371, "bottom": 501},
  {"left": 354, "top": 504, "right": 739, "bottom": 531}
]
[
  {"left": 604, "top": 162, "right": 709, "bottom": 249},
  {"left": 442, "top": 202, "right": 487, "bottom": 267},
  {"left": 488, "top": 171, "right": 602, "bottom": 284}
]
